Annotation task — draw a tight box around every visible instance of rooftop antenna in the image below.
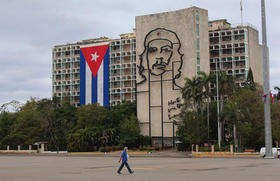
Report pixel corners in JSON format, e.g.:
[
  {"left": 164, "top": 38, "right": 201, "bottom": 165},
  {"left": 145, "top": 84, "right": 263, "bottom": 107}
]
[{"left": 240, "top": 0, "right": 244, "bottom": 26}]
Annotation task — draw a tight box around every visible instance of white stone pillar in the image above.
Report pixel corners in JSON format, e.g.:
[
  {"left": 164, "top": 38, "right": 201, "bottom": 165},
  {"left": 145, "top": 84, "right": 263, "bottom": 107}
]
[
  {"left": 230, "top": 145, "right": 234, "bottom": 154},
  {"left": 18, "top": 145, "right": 20, "bottom": 151},
  {"left": 41, "top": 144, "right": 44, "bottom": 153},
  {"left": 211, "top": 145, "right": 215, "bottom": 153}
]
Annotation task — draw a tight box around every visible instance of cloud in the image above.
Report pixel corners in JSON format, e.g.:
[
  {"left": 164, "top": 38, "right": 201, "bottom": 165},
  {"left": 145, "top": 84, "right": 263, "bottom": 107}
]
[{"left": 0, "top": 0, "right": 279, "bottom": 106}]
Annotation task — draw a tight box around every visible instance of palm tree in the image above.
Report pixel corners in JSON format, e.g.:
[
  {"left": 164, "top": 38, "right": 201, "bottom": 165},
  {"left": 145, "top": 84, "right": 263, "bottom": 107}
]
[
  {"left": 197, "top": 72, "right": 213, "bottom": 100},
  {"left": 209, "top": 71, "right": 236, "bottom": 145},
  {"left": 182, "top": 76, "right": 202, "bottom": 111},
  {"left": 182, "top": 72, "right": 213, "bottom": 112},
  {"left": 221, "top": 99, "right": 249, "bottom": 152},
  {"left": 197, "top": 72, "right": 215, "bottom": 140},
  {"left": 218, "top": 71, "right": 236, "bottom": 101}
]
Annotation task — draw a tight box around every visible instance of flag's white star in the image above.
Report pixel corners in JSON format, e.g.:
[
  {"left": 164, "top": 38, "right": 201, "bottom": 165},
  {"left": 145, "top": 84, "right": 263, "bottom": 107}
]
[{"left": 91, "top": 52, "right": 99, "bottom": 62}]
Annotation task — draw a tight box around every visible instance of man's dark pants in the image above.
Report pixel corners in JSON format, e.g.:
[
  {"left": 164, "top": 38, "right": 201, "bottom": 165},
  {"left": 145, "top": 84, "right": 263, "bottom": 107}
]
[{"left": 117, "top": 161, "right": 132, "bottom": 173}]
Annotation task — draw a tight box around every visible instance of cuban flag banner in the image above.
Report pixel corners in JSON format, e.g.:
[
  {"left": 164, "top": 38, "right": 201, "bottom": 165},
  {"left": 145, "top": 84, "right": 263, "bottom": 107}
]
[{"left": 80, "top": 43, "right": 109, "bottom": 106}]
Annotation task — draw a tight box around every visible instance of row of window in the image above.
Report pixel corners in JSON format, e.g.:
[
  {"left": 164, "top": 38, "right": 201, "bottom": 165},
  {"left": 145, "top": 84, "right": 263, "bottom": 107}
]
[
  {"left": 210, "top": 43, "right": 245, "bottom": 50},
  {"left": 209, "top": 29, "right": 245, "bottom": 37},
  {"left": 54, "top": 62, "right": 80, "bottom": 68},
  {"left": 210, "top": 61, "right": 246, "bottom": 69},
  {"left": 53, "top": 57, "right": 80, "bottom": 63},
  {"left": 55, "top": 50, "right": 80, "bottom": 57},
  {"left": 210, "top": 56, "right": 246, "bottom": 63},
  {"left": 210, "top": 34, "right": 245, "bottom": 44},
  {"left": 110, "top": 44, "right": 136, "bottom": 51},
  {"left": 54, "top": 80, "right": 80, "bottom": 85},
  {"left": 210, "top": 47, "right": 245, "bottom": 56},
  {"left": 210, "top": 68, "right": 246, "bottom": 75},
  {"left": 111, "top": 39, "right": 136, "bottom": 46},
  {"left": 53, "top": 46, "right": 80, "bottom": 52},
  {"left": 110, "top": 63, "right": 136, "bottom": 69},
  {"left": 111, "top": 51, "right": 136, "bottom": 57},
  {"left": 53, "top": 68, "right": 80, "bottom": 74}
]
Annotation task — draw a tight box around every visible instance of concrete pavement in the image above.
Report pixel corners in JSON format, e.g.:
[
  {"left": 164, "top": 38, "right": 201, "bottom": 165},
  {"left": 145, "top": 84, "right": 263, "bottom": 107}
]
[{"left": 0, "top": 155, "right": 280, "bottom": 181}]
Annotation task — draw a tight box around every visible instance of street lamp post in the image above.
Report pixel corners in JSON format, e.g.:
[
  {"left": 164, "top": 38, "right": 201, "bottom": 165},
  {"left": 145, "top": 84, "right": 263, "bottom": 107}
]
[
  {"left": 261, "top": 0, "right": 273, "bottom": 158},
  {"left": 216, "top": 60, "right": 221, "bottom": 148}
]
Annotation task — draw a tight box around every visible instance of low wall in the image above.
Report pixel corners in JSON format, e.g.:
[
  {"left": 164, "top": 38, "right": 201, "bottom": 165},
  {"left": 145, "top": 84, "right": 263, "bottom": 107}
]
[
  {"left": 0, "top": 144, "right": 44, "bottom": 154},
  {"left": 0, "top": 150, "right": 37, "bottom": 154},
  {"left": 192, "top": 151, "right": 260, "bottom": 158},
  {"left": 191, "top": 144, "right": 260, "bottom": 158}
]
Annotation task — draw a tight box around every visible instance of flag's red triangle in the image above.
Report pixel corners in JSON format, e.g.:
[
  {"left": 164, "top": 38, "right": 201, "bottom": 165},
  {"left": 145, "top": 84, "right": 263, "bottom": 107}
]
[{"left": 81, "top": 44, "right": 109, "bottom": 78}]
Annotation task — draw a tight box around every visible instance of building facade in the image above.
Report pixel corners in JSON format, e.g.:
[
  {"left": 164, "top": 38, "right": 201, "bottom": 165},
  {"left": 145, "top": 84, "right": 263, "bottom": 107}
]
[
  {"left": 209, "top": 19, "right": 263, "bottom": 87},
  {"left": 52, "top": 7, "right": 263, "bottom": 148},
  {"left": 52, "top": 34, "right": 136, "bottom": 107},
  {"left": 109, "top": 32, "right": 136, "bottom": 106},
  {"left": 135, "top": 7, "right": 210, "bottom": 147},
  {"left": 52, "top": 42, "right": 82, "bottom": 107}
]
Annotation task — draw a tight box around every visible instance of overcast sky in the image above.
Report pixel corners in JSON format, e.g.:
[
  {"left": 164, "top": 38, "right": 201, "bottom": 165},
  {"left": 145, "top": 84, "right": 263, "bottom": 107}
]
[{"left": 0, "top": 0, "right": 279, "bottom": 106}]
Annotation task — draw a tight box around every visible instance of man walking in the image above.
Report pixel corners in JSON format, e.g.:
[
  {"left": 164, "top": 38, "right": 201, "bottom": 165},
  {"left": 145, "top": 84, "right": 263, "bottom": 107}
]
[{"left": 117, "top": 147, "right": 133, "bottom": 174}]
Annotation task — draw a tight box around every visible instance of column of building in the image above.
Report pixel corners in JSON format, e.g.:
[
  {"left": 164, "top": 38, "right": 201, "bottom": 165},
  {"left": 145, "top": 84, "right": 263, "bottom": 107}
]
[
  {"left": 52, "top": 44, "right": 80, "bottom": 107},
  {"left": 109, "top": 34, "right": 136, "bottom": 105},
  {"left": 209, "top": 20, "right": 250, "bottom": 87}
]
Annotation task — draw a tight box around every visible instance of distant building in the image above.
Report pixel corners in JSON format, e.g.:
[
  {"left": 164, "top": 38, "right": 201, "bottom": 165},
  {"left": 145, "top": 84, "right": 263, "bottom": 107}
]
[
  {"left": 52, "top": 42, "right": 82, "bottom": 107},
  {"left": 52, "top": 33, "right": 136, "bottom": 106},
  {"left": 51, "top": 7, "right": 264, "bottom": 148},
  {"left": 209, "top": 19, "right": 263, "bottom": 87},
  {"left": 135, "top": 7, "right": 210, "bottom": 147},
  {"left": 109, "top": 32, "right": 136, "bottom": 106}
]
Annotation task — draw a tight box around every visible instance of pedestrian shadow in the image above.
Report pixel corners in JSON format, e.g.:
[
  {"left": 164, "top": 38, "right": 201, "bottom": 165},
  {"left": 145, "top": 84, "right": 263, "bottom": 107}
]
[
  {"left": 86, "top": 166, "right": 115, "bottom": 170},
  {"left": 117, "top": 172, "right": 134, "bottom": 176}
]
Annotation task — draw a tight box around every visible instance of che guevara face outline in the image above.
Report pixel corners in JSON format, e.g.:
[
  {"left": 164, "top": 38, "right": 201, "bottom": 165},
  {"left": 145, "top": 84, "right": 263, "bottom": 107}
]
[
  {"left": 146, "top": 39, "right": 174, "bottom": 76},
  {"left": 137, "top": 28, "right": 184, "bottom": 89}
]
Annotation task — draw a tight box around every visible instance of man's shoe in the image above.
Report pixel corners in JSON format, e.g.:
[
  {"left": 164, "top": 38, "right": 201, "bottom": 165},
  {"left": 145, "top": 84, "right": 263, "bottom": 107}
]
[
  {"left": 117, "top": 172, "right": 121, "bottom": 174},
  {"left": 130, "top": 171, "right": 134, "bottom": 174}
]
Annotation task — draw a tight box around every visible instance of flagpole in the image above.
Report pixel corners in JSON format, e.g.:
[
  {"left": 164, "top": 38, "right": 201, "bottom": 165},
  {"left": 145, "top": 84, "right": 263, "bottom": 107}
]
[
  {"left": 240, "top": 0, "right": 243, "bottom": 26},
  {"left": 261, "top": 0, "right": 273, "bottom": 158},
  {"left": 216, "top": 60, "right": 221, "bottom": 149}
]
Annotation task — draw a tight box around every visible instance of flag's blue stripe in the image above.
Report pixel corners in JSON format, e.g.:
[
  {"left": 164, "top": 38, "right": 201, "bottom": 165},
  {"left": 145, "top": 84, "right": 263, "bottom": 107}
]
[
  {"left": 103, "top": 48, "right": 110, "bottom": 107},
  {"left": 80, "top": 51, "right": 86, "bottom": 106},
  {"left": 92, "top": 74, "right": 98, "bottom": 104}
]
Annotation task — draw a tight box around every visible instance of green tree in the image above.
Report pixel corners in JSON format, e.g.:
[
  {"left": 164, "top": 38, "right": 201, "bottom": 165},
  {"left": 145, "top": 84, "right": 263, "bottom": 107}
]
[
  {"left": 181, "top": 72, "right": 215, "bottom": 148},
  {"left": 177, "top": 111, "right": 207, "bottom": 151},
  {"left": 48, "top": 99, "right": 77, "bottom": 151},
  {"left": 76, "top": 104, "right": 108, "bottom": 129},
  {"left": 197, "top": 72, "right": 214, "bottom": 113},
  {"left": 221, "top": 98, "right": 249, "bottom": 151},
  {"left": 225, "top": 87, "right": 264, "bottom": 150},
  {"left": 245, "top": 68, "right": 256, "bottom": 90},
  {"left": 182, "top": 75, "right": 203, "bottom": 111},
  {"left": 210, "top": 71, "right": 236, "bottom": 144},
  {"left": 0, "top": 112, "right": 16, "bottom": 148},
  {"left": 9, "top": 98, "right": 44, "bottom": 146},
  {"left": 119, "top": 114, "right": 141, "bottom": 148}
]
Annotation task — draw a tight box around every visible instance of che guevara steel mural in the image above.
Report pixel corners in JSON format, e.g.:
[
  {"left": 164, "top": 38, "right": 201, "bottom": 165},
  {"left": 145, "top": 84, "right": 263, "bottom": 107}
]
[
  {"left": 136, "top": 28, "right": 184, "bottom": 147},
  {"left": 137, "top": 28, "right": 184, "bottom": 89}
]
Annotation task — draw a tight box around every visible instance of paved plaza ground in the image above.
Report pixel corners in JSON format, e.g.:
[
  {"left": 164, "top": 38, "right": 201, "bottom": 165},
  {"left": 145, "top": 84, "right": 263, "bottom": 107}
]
[{"left": 0, "top": 155, "right": 280, "bottom": 181}]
